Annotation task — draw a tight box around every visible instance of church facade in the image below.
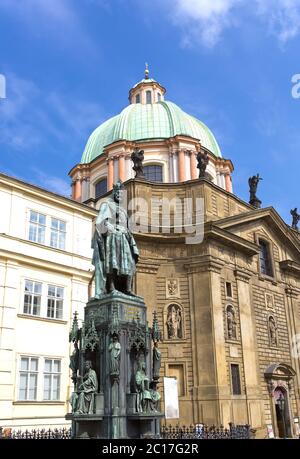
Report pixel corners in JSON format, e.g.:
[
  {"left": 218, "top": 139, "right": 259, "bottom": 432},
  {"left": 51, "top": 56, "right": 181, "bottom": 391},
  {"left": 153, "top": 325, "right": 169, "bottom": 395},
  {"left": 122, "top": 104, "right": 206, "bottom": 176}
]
[{"left": 0, "top": 71, "right": 300, "bottom": 438}]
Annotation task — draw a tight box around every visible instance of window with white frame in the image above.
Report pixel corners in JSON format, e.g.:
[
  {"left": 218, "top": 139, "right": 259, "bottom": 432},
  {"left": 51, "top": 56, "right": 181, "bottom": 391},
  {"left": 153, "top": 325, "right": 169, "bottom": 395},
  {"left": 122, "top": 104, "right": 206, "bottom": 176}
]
[
  {"left": 28, "top": 211, "right": 46, "bottom": 244},
  {"left": 43, "top": 359, "right": 61, "bottom": 400},
  {"left": 23, "top": 280, "right": 42, "bottom": 316},
  {"left": 28, "top": 211, "right": 66, "bottom": 250},
  {"left": 19, "top": 357, "right": 39, "bottom": 400},
  {"left": 50, "top": 218, "right": 66, "bottom": 250},
  {"left": 47, "top": 285, "right": 64, "bottom": 319},
  {"left": 22, "top": 280, "right": 65, "bottom": 320}
]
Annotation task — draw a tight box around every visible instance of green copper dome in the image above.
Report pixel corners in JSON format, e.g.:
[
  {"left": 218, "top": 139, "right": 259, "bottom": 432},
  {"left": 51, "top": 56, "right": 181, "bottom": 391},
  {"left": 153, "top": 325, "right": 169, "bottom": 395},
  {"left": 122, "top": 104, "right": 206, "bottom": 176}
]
[{"left": 81, "top": 100, "right": 222, "bottom": 164}]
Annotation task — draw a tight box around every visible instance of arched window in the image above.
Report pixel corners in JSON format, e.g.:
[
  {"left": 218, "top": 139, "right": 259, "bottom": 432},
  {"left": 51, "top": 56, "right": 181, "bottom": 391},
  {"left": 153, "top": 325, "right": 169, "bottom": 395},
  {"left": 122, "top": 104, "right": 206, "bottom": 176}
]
[
  {"left": 135, "top": 93, "right": 140, "bottom": 103},
  {"left": 259, "top": 239, "right": 273, "bottom": 277},
  {"left": 144, "top": 165, "right": 163, "bottom": 182},
  {"left": 95, "top": 178, "right": 107, "bottom": 199},
  {"left": 146, "top": 90, "right": 152, "bottom": 104},
  {"left": 157, "top": 92, "right": 161, "bottom": 102}
]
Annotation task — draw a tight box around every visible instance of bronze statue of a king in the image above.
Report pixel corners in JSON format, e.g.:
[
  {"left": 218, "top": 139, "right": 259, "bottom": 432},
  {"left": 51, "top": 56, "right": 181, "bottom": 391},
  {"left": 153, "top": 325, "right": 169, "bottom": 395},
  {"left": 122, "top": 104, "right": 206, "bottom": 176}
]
[{"left": 92, "top": 180, "right": 139, "bottom": 297}]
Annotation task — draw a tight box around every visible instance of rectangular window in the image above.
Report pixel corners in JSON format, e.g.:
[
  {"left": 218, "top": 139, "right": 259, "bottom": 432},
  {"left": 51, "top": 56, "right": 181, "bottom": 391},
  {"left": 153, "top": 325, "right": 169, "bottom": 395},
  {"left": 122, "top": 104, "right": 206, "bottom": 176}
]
[
  {"left": 168, "top": 364, "right": 185, "bottom": 396},
  {"left": 135, "top": 93, "right": 140, "bottom": 103},
  {"left": 23, "top": 280, "right": 42, "bottom": 316},
  {"left": 28, "top": 211, "right": 46, "bottom": 244},
  {"left": 146, "top": 90, "right": 152, "bottom": 104},
  {"left": 50, "top": 218, "right": 66, "bottom": 250},
  {"left": 259, "top": 239, "right": 273, "bottom": 277},
  {"left": 19, "top": 357, "right": 38, "bottom": 400},
  {"left": 231, "top": 364, "right": 241, "bottom": 395},
  {"left": 47, "top": 285, "right": 64, "bottom": 319},
  {"left": 226, "top": 282, "right": 232, "bottom": 298},
  {"left": 43, "top": 359, "right": 61, "bottom": 400}
]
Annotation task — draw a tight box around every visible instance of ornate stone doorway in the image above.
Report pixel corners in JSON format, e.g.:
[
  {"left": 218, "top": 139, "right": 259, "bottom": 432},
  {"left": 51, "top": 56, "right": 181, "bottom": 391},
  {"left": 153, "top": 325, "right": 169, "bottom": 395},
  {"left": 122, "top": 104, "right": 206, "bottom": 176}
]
[
  {"left": 265, "top": 363, "right": 296, "bottom": 438},
  {"left": 274, "top": 387, "right": 288, "bottom": 438}
]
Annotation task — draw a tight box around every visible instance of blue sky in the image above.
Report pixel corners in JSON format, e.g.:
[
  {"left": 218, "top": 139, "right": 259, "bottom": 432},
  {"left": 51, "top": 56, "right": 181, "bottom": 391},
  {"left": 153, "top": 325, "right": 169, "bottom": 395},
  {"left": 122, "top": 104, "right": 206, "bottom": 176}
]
[{"left": 0, "top": 0, "right": 299, "bottom": 224}]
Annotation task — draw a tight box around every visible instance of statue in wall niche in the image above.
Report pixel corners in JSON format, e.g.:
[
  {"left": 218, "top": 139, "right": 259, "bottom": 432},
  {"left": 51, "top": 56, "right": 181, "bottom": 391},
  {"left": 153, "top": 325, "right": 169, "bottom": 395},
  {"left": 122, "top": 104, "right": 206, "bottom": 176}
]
[
  {"left": 70, "top": 360, "right": 98, "bottom": 415},
  {"left": 109, "top": 334, "right": 121, "bottom": 377},
  {"left": 148, "top": 381, "right": 161, "bottom": 412},
  {"left": 135, "top": 361, "right": 152, "bottom": 413},
  {"left": 91, "top": 180, "right": 139, "bottom": 297},
  {"left": 69, "top": 341, "right": 79, "bottom": 385},
  {"left": 196, "top": 150, "right": 209, "bottom": 179},
  {"left": 166, "top": 304, "right": 182, "bottom": 339},
  {"left": 131, "top": 148, "right": 145, "bottom": 179},
  {"left": 248, "top": 173, "right": 263, "bottom": 208},
  {"left": 227, "top": 306, "right": 237, "bottom": 340},
  {"left": 269, "top": 317, "right": 277, "bottom": 346},
  {"left": 152, "top": 341, "right": 161, "bottom": 382},
  {"left": 290, "top": 208, "right": 300, "bottom": 230}
]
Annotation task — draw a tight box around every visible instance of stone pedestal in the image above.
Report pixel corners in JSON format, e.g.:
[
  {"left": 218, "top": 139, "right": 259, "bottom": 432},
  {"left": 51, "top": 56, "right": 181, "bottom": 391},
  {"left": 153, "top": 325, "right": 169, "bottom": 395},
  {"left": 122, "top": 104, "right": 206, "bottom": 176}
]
[
  {"left": 250, "top": 197, "right": 262, "bottom": 208},
  {"left": 66, "top": 292, "right": 163, "bottom": 438}
]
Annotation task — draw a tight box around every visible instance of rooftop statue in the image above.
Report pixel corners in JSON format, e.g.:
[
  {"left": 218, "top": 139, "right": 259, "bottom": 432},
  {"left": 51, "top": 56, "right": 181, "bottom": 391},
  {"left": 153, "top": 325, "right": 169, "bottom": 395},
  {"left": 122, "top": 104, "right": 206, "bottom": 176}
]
[
  {"left": 291, "top": 208, "right": 300, "bottom": 230},
  {"left": 196, "top": 150, "right": 209, "bottom": 179},
  {"left": 248, "top": 173, "right": 263, "bottom": 208},
  {"left": 92, "top": 180, "right": 139, "bottom": 297},
  {"left": 131, "top": 148, "right": 145, "bottom": 179}
]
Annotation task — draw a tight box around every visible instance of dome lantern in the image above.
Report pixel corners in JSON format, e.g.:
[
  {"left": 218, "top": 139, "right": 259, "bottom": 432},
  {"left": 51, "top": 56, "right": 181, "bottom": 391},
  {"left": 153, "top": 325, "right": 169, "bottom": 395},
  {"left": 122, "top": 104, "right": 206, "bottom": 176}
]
[{"left": 129, "top": 65, "right": 166, "bottom": 105}]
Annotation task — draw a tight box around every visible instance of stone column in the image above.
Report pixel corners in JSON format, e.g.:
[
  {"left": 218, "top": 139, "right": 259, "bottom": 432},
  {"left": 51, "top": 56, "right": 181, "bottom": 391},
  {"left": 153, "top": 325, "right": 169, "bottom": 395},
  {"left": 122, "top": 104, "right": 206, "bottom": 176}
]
[
  {"left": 125, "top": 155, "right": 132, "bottom": 180},
  {"left": 119, "top": 154, "right": 125, "bottom": 182},
  {"left": 74, "top": 177, "right": 82, "bottom": 202},
  {"left": 190, "top": 152, "right": 197, "bottom": 180},
  {"left": 225, "top": 172, "right": 232, "bottom": 193},
  {"left": 81, "top": 177, "right": 90, "bottom": 202},
  {"left": 114, "top": 156, "right": 119, "bottom": 184},
  {"left": 285, "top": 287, "right": 300, "bottom": 417},
  {"left": 107, "top": 158, "right": 114, "bottom": 191},
  {"left": 234, "top": 268, "right": 262, "bottom": 426},
  {"left": 178, "top": 150, "right": 185, "bottom": 182},
  {"left": 169, "top": 151, "right": 174, "bottom": 182}
]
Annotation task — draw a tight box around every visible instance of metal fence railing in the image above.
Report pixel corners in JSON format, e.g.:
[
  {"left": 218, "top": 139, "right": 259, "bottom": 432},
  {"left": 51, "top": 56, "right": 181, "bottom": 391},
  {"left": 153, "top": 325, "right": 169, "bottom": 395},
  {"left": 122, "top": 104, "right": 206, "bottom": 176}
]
[
  {"left": 160, "top": 423, "right": 255, "bottom": 439},
  {"left": 0, "top": 427, "right": 72, "bottom": 439}
]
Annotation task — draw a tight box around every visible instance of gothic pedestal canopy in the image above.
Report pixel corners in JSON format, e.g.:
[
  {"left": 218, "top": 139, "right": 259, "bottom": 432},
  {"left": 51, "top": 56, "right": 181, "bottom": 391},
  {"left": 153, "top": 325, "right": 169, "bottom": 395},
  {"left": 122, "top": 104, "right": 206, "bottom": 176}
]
[{"left": 66, "top": 292, "right": 163, "bottom": 439}]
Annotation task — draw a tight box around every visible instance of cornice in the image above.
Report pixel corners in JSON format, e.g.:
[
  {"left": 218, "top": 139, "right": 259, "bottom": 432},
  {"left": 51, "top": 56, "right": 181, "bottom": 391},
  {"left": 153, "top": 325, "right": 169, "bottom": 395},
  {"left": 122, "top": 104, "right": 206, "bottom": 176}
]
[
  {"left": 280, "top": 260, "right": 300, "bottom": 277},
  {"left": 234, "top": 268, "right": 252, "bottom": 283},
  {"left": 184, "top": 255, "right": 225, "bottom": 274},
  {"left": 136, "top": 259, "right": 160, "bottom": 274},
  {"left": 285, "top": 286, "right": 299, "bottom": 299}
]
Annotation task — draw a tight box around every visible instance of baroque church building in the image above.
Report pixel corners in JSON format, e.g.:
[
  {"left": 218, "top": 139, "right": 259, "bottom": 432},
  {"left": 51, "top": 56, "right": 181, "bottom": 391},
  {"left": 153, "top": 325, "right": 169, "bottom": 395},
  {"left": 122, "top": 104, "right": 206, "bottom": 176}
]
[{"left": 0, "top": 70, "right": 300, "bottom": 438}]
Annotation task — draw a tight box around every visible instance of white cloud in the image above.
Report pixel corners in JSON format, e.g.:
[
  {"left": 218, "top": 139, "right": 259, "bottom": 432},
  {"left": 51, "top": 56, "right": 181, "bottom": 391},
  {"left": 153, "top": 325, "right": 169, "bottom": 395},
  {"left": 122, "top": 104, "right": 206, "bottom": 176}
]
[
  {"left": 256, "top": 0, "right": 300, "bottom": 45},
  {"left": 171, "top": 0, "right": 239, "bottom": 48},
  {"left": 0, "top": 73, "right": 104, "bottom": 152},
  {"left": 0, "top": 0, "right": 95, "bottom": 53},
  {"left": 161, "top": 0, "right": 300, "bottom": 48}
]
